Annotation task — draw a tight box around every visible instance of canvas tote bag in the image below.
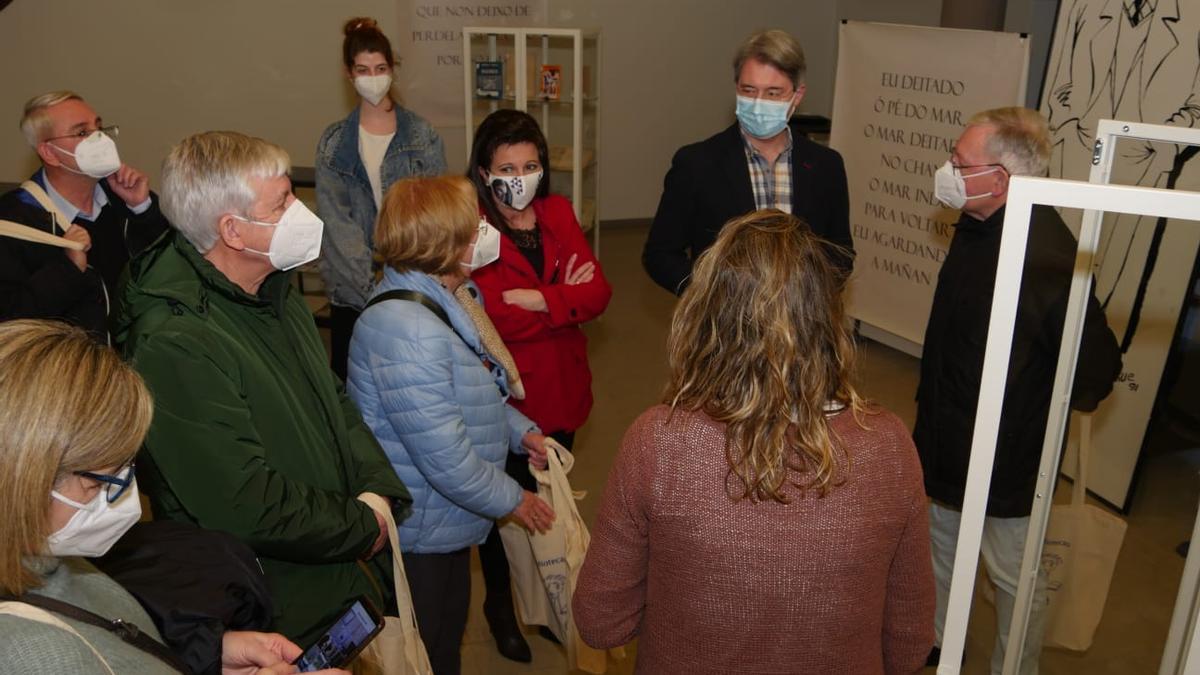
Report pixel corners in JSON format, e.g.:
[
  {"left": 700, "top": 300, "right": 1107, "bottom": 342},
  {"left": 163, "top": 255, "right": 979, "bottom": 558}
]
[
  {"left": 0, "top": 180, "right": 85, "bottom": 250},
  {"left": 355, "top": 493, "right": 433, "bottom": 675},
  {"left": 1041, "top": 413, "right": 1128, "bottom": 651},
  {"left": 498, "top": 439, "right": 622, "bottom": 673}
]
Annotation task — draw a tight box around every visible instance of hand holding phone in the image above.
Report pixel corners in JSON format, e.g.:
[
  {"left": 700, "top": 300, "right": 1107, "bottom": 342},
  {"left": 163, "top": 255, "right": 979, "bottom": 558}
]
[
  {"left": 220, "top": 631, "right": 348, "bottom": 674},
  {"left": 293, "top": 597, "right": 385, "bottom": 672}
]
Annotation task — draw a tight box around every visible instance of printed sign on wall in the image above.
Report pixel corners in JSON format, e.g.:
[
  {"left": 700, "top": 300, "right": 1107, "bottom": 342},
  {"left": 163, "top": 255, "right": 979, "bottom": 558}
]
[
  {"left": 395, "top": 0, "right": 546, "bottom": 127},
  {"left": 830, "top": 21, "right": 1029, "bottom": 347}
]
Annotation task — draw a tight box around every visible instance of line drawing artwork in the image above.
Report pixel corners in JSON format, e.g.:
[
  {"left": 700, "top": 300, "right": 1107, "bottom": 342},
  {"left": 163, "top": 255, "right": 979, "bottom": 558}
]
[{"left": 1043, "top": 0, "right": 1200, "bottom": 352}]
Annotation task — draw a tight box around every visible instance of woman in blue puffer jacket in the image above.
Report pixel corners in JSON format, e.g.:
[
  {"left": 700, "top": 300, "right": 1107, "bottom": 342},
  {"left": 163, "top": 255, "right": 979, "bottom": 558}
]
[{"left": 347, "top": 175, "right": 554, "bottom": 675}]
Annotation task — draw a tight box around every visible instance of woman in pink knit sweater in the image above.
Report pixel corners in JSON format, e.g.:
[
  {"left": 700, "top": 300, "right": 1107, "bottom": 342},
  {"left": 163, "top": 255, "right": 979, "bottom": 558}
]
[{"left": 573, "top": 210, "right": 935, "bottom": 674}]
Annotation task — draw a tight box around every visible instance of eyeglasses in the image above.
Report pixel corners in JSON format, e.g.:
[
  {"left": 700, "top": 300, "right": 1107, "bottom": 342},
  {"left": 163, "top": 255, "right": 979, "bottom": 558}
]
[
  {"left": 737, "top": 85, "right": 795, "bottom": 102},
  {"left": 950, "top": 162, "right": 1007, "bottom": 177},
  {"left": 43, "top": 124, "right": 120, "bottom": 144},
  {"left": 76, "top": 462, "right": 135, "bottom": 503}
]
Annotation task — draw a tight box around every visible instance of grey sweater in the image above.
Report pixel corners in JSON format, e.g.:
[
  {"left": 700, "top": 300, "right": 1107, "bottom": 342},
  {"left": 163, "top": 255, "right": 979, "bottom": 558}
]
[{"left": 0, "top": 556, "right": 177, "bottom": 674}]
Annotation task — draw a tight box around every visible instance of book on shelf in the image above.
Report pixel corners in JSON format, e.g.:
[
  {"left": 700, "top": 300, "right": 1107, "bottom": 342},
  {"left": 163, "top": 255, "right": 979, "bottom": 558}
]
[
  {"left": 539, "top": 64, "right": 562, "bottom": 100},
  {"left": 475, "top": 61, "right": 503, "bottom": 99}
]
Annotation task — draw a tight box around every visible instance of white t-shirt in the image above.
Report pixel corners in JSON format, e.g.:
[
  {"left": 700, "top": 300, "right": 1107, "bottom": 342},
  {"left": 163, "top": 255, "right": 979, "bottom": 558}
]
[{"left": 358, "top": 126, "right": 395, "bottom": 210}]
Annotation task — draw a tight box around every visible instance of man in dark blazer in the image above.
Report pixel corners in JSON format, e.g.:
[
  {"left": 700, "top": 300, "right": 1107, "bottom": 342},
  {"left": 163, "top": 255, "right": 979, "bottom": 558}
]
[{"left": 643, "top": 29, "right": 852, "bottom": 295}]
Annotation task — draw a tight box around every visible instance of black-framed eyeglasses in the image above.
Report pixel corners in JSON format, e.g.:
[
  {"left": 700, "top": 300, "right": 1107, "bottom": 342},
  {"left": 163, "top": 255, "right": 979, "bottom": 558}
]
[
  {"left": 76, "top": 462, "right": 135, "bottom": 503},
  {"left": 43, "top": 124, "right": 120, "bottom": 144}
]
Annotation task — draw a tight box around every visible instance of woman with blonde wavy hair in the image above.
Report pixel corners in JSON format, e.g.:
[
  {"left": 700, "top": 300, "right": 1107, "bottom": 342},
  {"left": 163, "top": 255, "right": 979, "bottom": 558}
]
[{"left": 574, "top": 210, "right": 935, "bottom": 674}]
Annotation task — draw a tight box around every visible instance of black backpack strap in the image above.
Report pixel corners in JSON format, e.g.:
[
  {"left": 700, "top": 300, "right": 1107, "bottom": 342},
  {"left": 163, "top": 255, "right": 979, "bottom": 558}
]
[
  {"left": 364, "top": 289, "right": 453, "bottom": 329},
  {"left": 0, "top": 592, "right": 190, "bottom": 673}
]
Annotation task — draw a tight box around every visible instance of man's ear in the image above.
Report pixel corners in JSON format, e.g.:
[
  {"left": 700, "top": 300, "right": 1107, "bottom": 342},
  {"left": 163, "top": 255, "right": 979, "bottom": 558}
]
[
  {"left": 792, "top": 83, "right": 807, "bottom": 109},
  {"left": 217, "top": 215, "right": 247, "bottom": 251},
  {"left": 35, "top": 141, "right": 62, "bottom": 168},
  {"left": 991, "top": 169, "right": 1011, "bottom": 199},
  {"left": 787, "top": 83, "right": 807, "bottom": 118}
]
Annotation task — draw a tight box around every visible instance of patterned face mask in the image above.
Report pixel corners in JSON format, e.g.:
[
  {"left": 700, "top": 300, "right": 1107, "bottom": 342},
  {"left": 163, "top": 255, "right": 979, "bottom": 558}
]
[{"left": 487, "top": 170, "right": 542, "bottom": 211}]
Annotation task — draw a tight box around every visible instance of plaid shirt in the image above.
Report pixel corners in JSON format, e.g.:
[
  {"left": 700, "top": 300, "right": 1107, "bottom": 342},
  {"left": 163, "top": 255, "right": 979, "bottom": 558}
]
[{"left": 743, "top": 128, "right": 794, "bottom": 213}]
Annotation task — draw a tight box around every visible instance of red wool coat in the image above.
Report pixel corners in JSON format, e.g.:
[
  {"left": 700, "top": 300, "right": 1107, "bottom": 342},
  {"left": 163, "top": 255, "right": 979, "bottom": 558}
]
[{"left": 471, "top": 195, "right": 612, "bottom": 434}]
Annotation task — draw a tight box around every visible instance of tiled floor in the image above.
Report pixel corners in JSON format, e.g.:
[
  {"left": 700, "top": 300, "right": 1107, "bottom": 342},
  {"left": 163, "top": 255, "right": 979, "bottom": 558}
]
[{"left": 396, "top": 224, "right": 1198, "bottom": 674}]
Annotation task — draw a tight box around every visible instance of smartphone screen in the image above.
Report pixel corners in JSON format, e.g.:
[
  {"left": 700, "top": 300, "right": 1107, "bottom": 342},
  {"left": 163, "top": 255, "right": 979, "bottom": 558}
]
[{"left": 295, "top": 597, "right": 384, "bottom": 672}]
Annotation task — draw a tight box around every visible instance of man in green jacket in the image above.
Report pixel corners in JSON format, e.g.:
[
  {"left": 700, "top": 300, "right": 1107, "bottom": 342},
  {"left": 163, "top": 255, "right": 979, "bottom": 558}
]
[{"left": 115, "top": 131, "right": 411, "bottom": 645}]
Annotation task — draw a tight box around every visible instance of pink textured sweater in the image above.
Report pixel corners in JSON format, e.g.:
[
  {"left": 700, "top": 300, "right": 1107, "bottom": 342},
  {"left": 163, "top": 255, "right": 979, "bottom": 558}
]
[{"left": 574, "top": 405, "right": 934, "bottom": 674}]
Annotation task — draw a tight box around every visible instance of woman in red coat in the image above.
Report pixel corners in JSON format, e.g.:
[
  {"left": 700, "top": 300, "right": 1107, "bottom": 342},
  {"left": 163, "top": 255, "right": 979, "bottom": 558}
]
[{"left": 466, "top": 108, "right": 612, "bottom": 663}]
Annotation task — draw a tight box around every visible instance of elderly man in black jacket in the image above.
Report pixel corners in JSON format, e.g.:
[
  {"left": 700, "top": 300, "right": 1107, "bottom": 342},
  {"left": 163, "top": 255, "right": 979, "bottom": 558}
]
[
  {"left": 0, "top": 91, "right": 168, "bottom": 342},
  {"left": 642, "top": 29, "right": 853, "bottom": 295},
  {"left": 914, "top": 107, "right": 1121, "bottom": 674}
]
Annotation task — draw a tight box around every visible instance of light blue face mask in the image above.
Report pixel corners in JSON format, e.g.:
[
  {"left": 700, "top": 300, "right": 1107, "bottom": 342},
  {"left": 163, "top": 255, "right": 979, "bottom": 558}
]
[{"left": 735, "top": 95, "right": 794, "bottom": 139}]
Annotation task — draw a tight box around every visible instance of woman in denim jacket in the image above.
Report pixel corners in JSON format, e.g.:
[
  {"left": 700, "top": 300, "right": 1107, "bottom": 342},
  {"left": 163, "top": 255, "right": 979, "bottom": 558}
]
[{"left": 316, "top": 17, "right": 447, "bottom": 379}]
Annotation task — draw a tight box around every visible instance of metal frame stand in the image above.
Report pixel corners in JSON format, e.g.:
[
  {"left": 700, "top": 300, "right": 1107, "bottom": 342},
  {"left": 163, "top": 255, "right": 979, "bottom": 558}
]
[{"left": 938, "top": 118, "right": 1200, "bottom": 675}]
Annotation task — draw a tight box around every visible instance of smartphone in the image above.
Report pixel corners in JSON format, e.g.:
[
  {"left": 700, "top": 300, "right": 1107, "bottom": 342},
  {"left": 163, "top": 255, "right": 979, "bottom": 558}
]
[{"left": 294, "top": 596, "right": 385, "bottom": 672}]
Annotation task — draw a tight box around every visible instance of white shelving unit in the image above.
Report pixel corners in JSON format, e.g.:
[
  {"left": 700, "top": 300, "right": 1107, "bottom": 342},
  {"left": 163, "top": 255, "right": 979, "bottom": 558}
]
[{"left": 462, "top": 26, "right": 601, "bottom": 253}]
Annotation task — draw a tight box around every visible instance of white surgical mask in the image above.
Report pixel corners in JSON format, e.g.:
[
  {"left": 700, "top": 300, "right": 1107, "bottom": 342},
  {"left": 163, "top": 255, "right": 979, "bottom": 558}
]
[
  {"left": 933, "top": 161, "right": 1002, "bottom": 210},
  {"left": 462, "top": 219, "right": 501, "bottom": 271},
  {"left": 47, "top": 481, "right": 142, "bottom": 558},
  {"left": 487, "top": 170, "right": 541, "bottom": 211},
  {"left": 235, "top": 199, "right": 325, "bottom": 271},
  {"left": 50, "top": 131, "right": 122, "bottom": 179},
  {"left": 354, "top": 74, "right": 393, "bottom": 106},
  {"left": 735, "top": 95, "right": 794, "bottom": 139}
]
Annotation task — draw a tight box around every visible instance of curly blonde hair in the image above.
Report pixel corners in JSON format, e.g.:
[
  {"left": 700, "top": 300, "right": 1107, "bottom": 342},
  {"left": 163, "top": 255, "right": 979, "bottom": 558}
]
[{"left": 664, "top": 210, "right": 863, "bottom": 502}]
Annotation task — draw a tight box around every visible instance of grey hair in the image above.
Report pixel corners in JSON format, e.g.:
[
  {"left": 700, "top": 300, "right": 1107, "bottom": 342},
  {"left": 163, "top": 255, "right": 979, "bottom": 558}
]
[
  {"left": 161, "top": 131, "right": 291, "bottom": 253},
  {"left": 20, "top": 91, "right": 83, "bottom": 147},
  {"left": 967, "top": 107, "right": 1051, "bottom": 177},
  {"left": 733, "top": 30, "right": 807, "bottom": 88}
]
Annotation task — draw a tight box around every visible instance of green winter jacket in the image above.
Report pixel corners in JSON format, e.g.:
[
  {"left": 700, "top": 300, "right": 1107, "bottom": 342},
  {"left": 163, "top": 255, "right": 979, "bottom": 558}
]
[{"left": 114, "top": 232, "right": 412, "bottom": 645}]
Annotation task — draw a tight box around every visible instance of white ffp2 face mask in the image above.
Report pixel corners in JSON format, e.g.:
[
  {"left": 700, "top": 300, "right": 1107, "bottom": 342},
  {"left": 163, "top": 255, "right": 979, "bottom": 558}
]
[
  {"left": 933, "top": 160, "right": 1002, "bottom": 210},
  {"left": 236, "top": 199, "right": 325, "bottom": 271},
  {"left": 354, "top": 74, "right": 393, "bottom": 106},
  {"left": 487, "top": 171, "right": 541, "bottom": 211},
  {"left": 462, "top": 219, "right": 501, "bottom": 272},
  {"left": 50, "top": 130, "right": 122, "bottom": 178},
  {"left": 47, "top": 481, "right": 142, "bottom": 558}
]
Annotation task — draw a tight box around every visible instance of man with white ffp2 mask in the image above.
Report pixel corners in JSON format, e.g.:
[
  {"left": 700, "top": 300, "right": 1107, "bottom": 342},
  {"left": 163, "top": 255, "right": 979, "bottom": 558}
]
[
  {"left": 0, "top": 91, "right": 168, "bottom": 342},
  {"left": 914, "top": 107, "right": 1122, "bottom": 674},
  {"left": 643, "top": 29, "right": 854, "bottom": 295},
  {"left": 114, "top": 131, "right": 413, "bottom": 646}
]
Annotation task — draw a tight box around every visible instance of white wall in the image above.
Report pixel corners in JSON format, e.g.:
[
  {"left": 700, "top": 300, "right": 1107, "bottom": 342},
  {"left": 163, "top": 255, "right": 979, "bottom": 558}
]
[
  {"left": 0, "top": 0, "right": 394, "bottom": 187},
  {"left": 0, "top": 0, "right": 947, "bottom": 221}
]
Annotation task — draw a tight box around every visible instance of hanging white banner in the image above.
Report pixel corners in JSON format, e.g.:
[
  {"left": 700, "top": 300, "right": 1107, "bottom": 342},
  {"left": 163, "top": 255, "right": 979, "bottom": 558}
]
[
  {"left": 1041, "top": 0, "right": 1200, "bottom": 509},
  {"left": 830, "top": 21, "right": 1029, "bottom": 349},
  {"left": 394, "top": 0, "right": 545, "bottom": 128}
]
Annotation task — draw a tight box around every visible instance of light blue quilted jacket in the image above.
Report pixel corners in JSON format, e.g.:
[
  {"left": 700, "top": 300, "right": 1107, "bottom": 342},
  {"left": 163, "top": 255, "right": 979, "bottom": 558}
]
[{"left": 347, "top": 268, "right": 536, "bottom": 553}]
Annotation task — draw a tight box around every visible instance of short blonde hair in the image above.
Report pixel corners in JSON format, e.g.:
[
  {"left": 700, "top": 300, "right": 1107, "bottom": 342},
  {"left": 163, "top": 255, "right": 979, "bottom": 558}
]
[
  {"left": 0, "top": 320, "right": 153, "bottom": 595},
  {"left": 19, "top": 90, "right": 83, "bottom": 148},
  {"left": 161, "top": 131, "right": 291, "bottom": 253},
  {"left": 733, "top": 30, "right": 807, "bottom": 88},
  {"left": 375, "top": 175, "right": 478, "bottom": 275},
  {"left": 967, "top": 107, "right": 1051, "bottom": 177}
]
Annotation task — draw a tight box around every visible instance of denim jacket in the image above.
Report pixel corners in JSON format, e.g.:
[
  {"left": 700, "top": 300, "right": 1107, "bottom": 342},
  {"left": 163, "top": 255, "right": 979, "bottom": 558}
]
[{"left": 315, "top": 106, "right": 447, "bottom": 309}]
